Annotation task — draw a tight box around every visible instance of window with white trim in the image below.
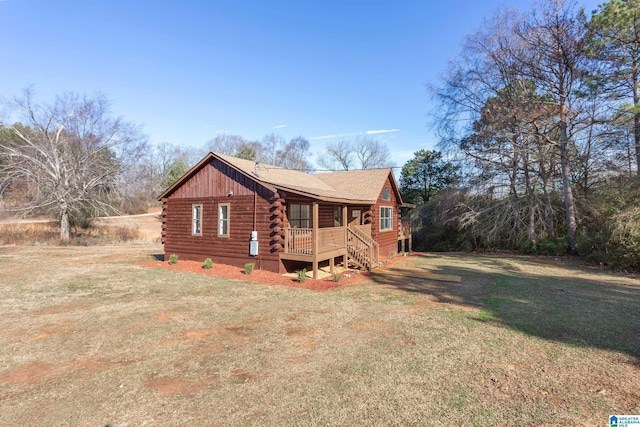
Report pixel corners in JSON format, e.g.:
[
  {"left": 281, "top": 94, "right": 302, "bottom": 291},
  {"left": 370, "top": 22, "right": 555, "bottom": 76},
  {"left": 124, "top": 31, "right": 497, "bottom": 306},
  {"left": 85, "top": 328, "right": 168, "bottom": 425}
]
[
  {"left": 192, "top": 204, "right": 202, "bottom": 236},
  {"left": 218, "top": 203, "right": 229, "bottom": 237},
  {"left": 289, "top": 204, "right": 310, "bottom": 228},
  {"left": 380, "top": 206, "right": 393, "bottom": 231}
]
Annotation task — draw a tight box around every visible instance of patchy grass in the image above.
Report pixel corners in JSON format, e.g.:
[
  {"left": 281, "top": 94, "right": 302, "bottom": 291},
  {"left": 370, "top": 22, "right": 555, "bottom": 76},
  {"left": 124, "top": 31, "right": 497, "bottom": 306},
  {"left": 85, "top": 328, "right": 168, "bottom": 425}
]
[{"left": 0, "top": 246, "right": 638, "bottom": 426}]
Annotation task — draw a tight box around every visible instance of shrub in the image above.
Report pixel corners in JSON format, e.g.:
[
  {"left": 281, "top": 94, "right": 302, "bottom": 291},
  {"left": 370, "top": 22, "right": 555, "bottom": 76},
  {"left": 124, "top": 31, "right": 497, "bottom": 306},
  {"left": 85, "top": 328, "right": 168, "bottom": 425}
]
[
  {"left": 332, "top": 272, "right": 341, "bottom": 282},
  {"left": 203, "top": 258, "right": 213, "bottom": 269},
  {"left": 578, "top": 204, "right": 640, "bottom": 270},
  {"left": 244, "top": 263, "right": 255, "bottom": 275},
  {"left": 297, "top": 268, "right": 308, "bottom": 282},
  {"left": 536, "top": 237, "right": 568, "bottom": 256},
  {"left": 520, "top": 237, "right": 568, "bottom": 256},
  {"left": 168, "top": 254, "right": 178, "bottom": 265}
]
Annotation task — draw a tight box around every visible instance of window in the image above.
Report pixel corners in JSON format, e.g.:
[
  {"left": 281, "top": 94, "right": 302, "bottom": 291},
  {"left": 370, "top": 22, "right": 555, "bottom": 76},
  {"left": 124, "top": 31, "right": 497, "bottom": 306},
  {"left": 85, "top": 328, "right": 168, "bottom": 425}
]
[
  {"left": 192, "top": 204, "right": 202, "bottom": 236},
  {"left": 382, "top": 187, "right": 391, "bottom": 201},
  {"left": 380, "top": 206, "right": 393, "bottom": 231},
  {"left": 351, "top": 209, "right": 362, "bottom": 225},
  {"left": 218, "top": 203, "right": 229, "bottom": 237},
  {"left": 333, "top": 206, "right": 343, "bottom": 226},
  {"left": 289, "top": 204, "right": 310, "bottom": 228}
]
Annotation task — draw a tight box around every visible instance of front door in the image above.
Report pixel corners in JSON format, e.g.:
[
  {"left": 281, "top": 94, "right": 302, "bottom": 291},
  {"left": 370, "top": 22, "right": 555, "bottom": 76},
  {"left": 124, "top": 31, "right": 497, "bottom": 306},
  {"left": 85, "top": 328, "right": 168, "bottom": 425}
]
[{"left": 348, "top": 208, "right": 362, "bottom": 228}]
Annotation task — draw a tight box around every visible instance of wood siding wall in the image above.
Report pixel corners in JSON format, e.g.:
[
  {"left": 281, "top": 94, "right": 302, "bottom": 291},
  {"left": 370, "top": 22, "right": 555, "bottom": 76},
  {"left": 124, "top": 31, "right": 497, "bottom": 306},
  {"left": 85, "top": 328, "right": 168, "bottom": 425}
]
[
  {"left": 162, "top": 158, "right": 406, "bottom": 271},
  {"left": 281, "top": 195, "right": 342, "bottom": 228},
  {"left": 370, "top": 174, "right": 401, "bottom": 256},
  {"left": 172, "top": 159, "right": 263, "bottom": 199},
  {"left": 283, "top": 197, "right": 355, "bottom": 228},
  {"left": 162, "top": 159, "right": 284, "bottom": 272}
]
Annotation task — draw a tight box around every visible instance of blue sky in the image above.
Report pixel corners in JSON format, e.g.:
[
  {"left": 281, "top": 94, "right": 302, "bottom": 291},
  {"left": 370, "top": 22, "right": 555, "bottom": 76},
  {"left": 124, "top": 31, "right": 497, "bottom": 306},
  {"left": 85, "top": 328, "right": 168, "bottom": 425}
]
[{"left": 0, "top": 0, "right": 601, "bottom": 169}]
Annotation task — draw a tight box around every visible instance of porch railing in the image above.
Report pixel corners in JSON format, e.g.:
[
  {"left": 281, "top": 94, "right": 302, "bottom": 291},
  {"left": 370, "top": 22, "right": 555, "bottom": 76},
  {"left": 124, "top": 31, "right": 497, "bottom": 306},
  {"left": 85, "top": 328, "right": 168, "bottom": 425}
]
[
  {"left": 318, "top": 226, "right": 345, "bottom": 250},
  {"left": 284, "top": 226, "right": 346, "bottom": 255},
  {"left": 353, "top": 223, "right": 372, "bottom": 237},
  {"left": 284, "top": 226, "right": 378, "bottom": 271},
  {"left": 285, "top": 227, "right": 313, "bottom": 255}
]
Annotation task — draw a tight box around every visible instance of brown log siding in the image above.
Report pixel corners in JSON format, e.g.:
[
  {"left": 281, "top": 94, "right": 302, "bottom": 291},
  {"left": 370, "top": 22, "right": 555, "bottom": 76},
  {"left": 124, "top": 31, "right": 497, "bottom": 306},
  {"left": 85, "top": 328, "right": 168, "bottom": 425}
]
[
  {"left": 370, "top": 175, "right": 400, "bottom": 256},
  {"left": 162, "top": 158, "right": 406, "bottom": 272},
  {"left": 162, "top": 159, "right": 284, "bottom": 273}
]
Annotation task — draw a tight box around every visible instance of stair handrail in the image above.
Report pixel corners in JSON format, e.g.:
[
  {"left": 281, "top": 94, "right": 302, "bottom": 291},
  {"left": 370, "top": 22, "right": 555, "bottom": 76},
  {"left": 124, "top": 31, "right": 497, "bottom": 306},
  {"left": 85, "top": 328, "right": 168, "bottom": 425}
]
[{"left": 347, "top": 227, "right": 379, "bottom": 270}]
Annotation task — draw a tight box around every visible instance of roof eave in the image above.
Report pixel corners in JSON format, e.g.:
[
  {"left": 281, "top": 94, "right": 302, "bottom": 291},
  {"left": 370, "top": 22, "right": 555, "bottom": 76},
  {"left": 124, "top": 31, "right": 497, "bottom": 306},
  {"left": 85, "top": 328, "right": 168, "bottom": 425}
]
[
  {"left": 273, "top": 185, "right": 374, "bottom": 205},
  {"left": 387, "top": 170, "right": 405, "bottom": 205}
]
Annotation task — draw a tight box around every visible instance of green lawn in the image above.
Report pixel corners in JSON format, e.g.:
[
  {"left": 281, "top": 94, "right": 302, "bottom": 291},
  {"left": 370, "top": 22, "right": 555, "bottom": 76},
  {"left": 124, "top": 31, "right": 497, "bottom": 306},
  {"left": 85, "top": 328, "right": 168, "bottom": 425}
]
[{"left": 0, "top": 245, "right": 638, "bottom": 426}]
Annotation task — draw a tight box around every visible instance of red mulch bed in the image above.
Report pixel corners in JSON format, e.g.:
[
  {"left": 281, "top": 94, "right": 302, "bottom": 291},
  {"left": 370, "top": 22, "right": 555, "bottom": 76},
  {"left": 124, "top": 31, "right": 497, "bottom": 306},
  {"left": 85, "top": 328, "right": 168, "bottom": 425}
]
[{"left": 138, "top": 254, "right": 417, "bottom": 292}]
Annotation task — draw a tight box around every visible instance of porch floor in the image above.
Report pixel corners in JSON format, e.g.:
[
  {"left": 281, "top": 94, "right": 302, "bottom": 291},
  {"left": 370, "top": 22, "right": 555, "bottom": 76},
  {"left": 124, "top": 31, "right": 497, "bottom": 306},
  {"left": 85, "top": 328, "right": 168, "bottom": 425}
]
[{"left": 279, "top": 245, "right": 346, "bottom": 262}]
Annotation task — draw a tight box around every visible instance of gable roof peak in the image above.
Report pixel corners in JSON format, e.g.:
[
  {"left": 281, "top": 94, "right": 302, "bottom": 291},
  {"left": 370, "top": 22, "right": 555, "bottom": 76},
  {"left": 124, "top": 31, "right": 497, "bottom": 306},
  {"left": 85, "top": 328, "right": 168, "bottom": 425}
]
[{"left": 159, "top": 151, "right": 403, "bottom": 205}]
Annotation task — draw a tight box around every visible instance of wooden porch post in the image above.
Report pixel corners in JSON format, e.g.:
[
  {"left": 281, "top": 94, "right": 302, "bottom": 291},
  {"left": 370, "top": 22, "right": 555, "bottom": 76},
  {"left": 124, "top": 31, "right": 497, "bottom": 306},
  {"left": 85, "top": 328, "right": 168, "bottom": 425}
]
[
  {"left": 342, "top": 205, "right": 348, "bottom": 268},
  {"left": 312, "top": 202, "right": 319, "bottom": 279}
]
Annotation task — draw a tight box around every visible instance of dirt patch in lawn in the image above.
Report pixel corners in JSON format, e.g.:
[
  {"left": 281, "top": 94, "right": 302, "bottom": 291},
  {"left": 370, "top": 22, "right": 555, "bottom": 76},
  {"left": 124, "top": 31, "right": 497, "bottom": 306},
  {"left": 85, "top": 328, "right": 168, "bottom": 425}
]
[{"left": 0, "top": 362, "right": 57, "bottom": 384}]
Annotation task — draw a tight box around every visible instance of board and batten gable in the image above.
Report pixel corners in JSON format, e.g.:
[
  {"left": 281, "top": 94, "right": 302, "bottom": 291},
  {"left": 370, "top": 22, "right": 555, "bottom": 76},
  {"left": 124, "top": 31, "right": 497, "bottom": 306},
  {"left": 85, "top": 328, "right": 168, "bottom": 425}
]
[
  {"left": 370, "top": 173, "right": 401, "bottom": 256},
  {"left": 161, "top": 158, "right": 285, "bottom": 273}
]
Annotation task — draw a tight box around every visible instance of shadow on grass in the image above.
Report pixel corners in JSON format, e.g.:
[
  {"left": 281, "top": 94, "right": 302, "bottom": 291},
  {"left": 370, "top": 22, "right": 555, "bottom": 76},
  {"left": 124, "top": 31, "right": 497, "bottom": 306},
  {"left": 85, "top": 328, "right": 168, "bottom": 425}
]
[
  {"left": 151, "top": 253, "right": 164, "bottom": 261},
  {"left": 370, "top": 253, "right": 640, "bottom": 363}
]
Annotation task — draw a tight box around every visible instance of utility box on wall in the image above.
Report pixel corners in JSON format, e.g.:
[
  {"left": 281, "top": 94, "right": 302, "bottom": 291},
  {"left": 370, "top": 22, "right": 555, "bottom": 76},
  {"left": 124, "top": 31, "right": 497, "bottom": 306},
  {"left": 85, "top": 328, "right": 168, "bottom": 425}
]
[{"left": 249, "top": 230, "right": 258, "bottom": 256}]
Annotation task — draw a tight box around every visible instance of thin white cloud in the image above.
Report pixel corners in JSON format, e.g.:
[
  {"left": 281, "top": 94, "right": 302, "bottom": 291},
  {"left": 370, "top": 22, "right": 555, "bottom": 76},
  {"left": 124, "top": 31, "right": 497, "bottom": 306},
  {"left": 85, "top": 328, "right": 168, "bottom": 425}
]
[
  {"left": 273, "top": 124, "right": 287, "bottom": 129},
  {"left": 311, "top": 129, "right": 400, "bottom": 140},
  {"left": 310, "top": 133, "right": 344, "bottom": 140},
  {"left": 365, "top": 129, "right": 400, "bottom": 135}
]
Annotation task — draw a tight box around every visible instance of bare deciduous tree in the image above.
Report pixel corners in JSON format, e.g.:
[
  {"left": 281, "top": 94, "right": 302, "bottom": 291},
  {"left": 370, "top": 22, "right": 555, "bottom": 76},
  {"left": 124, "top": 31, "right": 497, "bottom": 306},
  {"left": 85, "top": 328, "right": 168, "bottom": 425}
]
[
  {"left": 0, "top": 90, "right": 147, "bottom": 240},
  {"left": 207, "top": 133, "right": 313, "bottom": 170},
  {"left": 274, "top": 136, "right": 313, "bottom": 170},
  {"left": 354, "top": 137, "right": 391, "bottom": 169},
  {"left": 318, "top": 139, "right": 354, "bottom": 171},
  {"left": 319, "top": 137, "right": 392, "bottom": 170},
  {"left": 207, "top": 133, "right": 249, "bottom": 155},
  {"left": 518, "top": 0, "right": 588, "bottom": 254},
  {"left": 432, "top": 1, "right": 594, "bottom": 254}
]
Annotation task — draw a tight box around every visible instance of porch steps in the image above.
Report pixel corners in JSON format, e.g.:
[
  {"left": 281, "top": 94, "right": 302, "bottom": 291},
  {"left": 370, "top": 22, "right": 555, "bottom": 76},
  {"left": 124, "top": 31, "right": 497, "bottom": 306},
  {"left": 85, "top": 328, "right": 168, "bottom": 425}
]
[{"left": 346, "top": 227, "right": 379, "bottom": 272}]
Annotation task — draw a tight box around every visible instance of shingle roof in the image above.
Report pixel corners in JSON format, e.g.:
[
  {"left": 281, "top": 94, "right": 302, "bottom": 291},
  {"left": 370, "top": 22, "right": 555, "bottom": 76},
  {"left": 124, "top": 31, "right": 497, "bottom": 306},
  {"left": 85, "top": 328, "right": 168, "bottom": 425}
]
[
  {"left": 215, "top": 153, "right": 373, "bottom": 202},
  {"left": 315, "top": 168, "right": 394, "bottom": 202},
  {"left": 160, "top": 152, "right": 400, "bottom": 205}
]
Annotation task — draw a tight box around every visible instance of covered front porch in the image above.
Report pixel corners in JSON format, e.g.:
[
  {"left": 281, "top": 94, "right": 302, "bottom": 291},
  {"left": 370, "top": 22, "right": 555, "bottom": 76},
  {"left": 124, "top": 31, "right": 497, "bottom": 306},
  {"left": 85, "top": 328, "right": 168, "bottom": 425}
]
[{"left": 279, "top": 202, "right": 379, "bottom": 279}]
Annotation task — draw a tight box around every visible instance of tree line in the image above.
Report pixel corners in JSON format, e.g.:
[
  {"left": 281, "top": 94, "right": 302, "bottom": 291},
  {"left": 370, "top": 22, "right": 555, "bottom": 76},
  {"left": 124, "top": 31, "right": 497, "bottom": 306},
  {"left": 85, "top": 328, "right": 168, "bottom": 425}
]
[
  {"left": 0, "top": 90, "right": 392, "bottom": 240},
  {"left": 412, "top": 0, "right": 640, "bottom": 269},
  {"left": 5, "top": 0, "right": 637, "bottom": 270}
]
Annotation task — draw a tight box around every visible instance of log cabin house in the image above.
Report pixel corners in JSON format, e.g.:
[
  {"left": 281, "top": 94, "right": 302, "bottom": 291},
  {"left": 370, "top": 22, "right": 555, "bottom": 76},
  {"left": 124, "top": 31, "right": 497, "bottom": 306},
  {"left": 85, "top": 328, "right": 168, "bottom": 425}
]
[{"left": 158, "top": 152, "right": 412, "bottom": 279}]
